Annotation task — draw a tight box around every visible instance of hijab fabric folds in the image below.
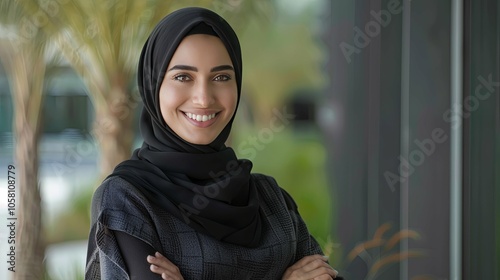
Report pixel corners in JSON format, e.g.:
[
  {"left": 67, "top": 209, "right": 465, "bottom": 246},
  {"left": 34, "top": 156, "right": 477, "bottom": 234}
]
[{"left": 109, "top": 7, "right": 262, "bottom": 247}]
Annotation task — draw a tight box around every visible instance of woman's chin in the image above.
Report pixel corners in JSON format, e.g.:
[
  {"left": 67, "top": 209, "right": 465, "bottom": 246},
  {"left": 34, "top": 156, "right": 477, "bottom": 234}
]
[{"left": 183, "top": 135, "right": 217, "bottom": 145}]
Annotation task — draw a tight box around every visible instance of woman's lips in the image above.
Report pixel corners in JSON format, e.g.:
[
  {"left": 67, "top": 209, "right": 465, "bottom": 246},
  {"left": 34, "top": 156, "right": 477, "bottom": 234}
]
[{"left": 182, "top": 111, "right": 219, "bottom": 128}]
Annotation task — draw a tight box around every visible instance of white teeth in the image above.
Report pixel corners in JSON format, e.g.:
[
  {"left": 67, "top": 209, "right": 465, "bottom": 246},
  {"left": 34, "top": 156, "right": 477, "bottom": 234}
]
[{"left": 185, "top": 112, "right": 217, "bottom": 122}]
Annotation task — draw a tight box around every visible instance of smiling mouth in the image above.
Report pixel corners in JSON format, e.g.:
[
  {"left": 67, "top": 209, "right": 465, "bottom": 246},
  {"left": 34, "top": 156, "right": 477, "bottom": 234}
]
[{"left": 184, "top": 112, "right": 218, "bottom": 122}]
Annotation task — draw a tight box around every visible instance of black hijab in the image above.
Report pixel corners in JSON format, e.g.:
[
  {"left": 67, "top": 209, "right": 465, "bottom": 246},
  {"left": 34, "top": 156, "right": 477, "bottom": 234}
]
[{"left": 109, "top": 7, "right": 262, "bottom": 247}]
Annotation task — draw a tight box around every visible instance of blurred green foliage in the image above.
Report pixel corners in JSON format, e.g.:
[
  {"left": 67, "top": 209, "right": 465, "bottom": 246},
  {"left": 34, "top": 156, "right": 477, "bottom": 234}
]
[
  {"left": 44, "top": 185, "right": 93, "bottom": 245},
  {"left": 44, "top": 262, "right": 84, "bottom": 280},
  {"left": 237, "top": 3, "right": 326, "bottom": 125}
]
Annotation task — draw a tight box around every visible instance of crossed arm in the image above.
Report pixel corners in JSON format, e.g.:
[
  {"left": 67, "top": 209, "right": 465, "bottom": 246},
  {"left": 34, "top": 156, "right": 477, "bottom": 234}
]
[{"left": 114, "top": 231, "right": 339, "bottom": 280}]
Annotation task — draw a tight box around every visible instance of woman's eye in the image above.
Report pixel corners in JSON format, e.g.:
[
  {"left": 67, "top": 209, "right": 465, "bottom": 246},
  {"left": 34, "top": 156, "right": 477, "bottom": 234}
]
[
  {"left": 173, "top": 74, "right": 191, "bottom": 82},
  {"left": 214, "top": 75, "right": 231, "bottom": 82}
]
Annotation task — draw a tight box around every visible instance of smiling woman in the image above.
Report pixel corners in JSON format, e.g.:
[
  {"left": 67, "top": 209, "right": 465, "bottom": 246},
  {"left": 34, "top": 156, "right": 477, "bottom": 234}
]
[
  {"left": 159, "top": 34, "right": 238, "bottom": 145},
  {"left": 85, "top": 7, "right": 340, "bottom": 280}
]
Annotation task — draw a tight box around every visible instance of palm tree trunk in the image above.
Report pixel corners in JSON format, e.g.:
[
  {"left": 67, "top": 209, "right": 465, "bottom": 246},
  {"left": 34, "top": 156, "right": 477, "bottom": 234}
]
[
  {"left": 93, "top": 83, "right": 135, "bottom": 177},
  {"left": 10, "top": 56, "right": 45, "bottom": 280},
  {"left": 14, "top": 111, "right": 44, "bottom": 280}
]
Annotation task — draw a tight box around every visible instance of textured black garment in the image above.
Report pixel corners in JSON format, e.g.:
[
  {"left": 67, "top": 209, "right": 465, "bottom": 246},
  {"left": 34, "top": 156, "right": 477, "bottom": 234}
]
[
  {"left": 109, "top": 7, "right": 263, "bottom": 247},
  {"left": 114, "top": 232, "right": 345, "bottom": 280},
  {"left": 85, "top": 175, "right": 324, "bottom": 279},
  {"left": 114, "top": 231, "right": 157, "bottom": 280}
]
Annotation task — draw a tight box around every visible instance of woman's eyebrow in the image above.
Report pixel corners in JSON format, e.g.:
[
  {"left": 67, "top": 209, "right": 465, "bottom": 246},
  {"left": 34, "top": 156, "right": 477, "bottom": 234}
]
[
  {"left": 210, "top": 65, "right": 234, "bottom": 72},
  {"left": 167, "top": 64, "right": 234, "bottom": 72},
  {"left": 167, "top": 65, "right": 197, "bottom": 72}
]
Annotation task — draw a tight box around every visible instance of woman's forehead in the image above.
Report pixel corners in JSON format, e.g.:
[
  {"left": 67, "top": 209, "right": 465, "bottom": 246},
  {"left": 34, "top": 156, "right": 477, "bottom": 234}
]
[{"left": 168, "top": 34, "right": 233, "bottom": 67}]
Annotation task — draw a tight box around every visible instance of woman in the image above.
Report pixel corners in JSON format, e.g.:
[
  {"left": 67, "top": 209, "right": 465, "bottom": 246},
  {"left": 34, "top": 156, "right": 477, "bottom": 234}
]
[{"left": 85, "top": 7, "right": 340, "bottom": 280}]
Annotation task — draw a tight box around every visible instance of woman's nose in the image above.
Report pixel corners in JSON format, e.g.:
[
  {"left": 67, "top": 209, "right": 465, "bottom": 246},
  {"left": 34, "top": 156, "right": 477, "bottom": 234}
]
[{"left": 192, "top": 82, "right": 215, "bottom": 107}]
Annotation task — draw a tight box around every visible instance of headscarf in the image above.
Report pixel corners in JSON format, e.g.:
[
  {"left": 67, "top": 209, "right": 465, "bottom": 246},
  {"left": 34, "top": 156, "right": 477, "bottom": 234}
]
[{"left": 109, "top": 7, "right": 262, "bottom": 247}]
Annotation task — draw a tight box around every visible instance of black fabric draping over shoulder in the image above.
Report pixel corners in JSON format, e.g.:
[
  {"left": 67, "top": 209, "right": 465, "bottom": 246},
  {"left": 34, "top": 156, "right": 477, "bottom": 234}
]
[{"left": 108, "top": 7, "right": 262, "bottom": 247}]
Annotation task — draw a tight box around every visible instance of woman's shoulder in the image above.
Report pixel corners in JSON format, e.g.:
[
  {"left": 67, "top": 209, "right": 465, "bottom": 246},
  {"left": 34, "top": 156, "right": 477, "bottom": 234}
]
[
  {"left": 90, "top": 176, "right": 163, "bottom": 240},
  {"left": 91, "top": 176, "right": 151, "bottom": 219},
  {"left": 92, "top": 176, "right": 138, "bottom": 203},
  {"left": 251, "top": 173, "right": 279, "bottom": 186},
  {"left": 251, "top": 173, "right": 280, "bottom": 195},
  {"left": 97, "top": 175, "right": 135, "bottom": 189},
  {"left": 251, "top": 173, "right": 298, "bottom": 212}
]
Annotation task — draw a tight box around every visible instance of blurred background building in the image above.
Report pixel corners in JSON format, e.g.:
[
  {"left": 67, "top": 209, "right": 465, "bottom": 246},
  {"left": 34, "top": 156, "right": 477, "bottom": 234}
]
[{"left": 0, "top": 0, "right": 498, "bottom": 279}]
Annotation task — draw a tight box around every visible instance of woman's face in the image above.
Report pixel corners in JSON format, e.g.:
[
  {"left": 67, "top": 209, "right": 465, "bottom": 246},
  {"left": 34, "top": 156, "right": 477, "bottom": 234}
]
[{"left": 159, "top": 34, "right": 238, "bottom": 145}]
